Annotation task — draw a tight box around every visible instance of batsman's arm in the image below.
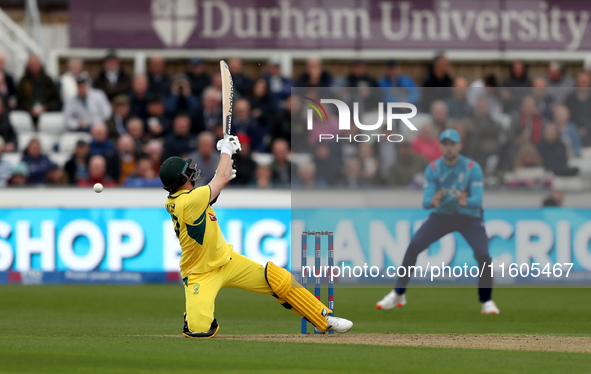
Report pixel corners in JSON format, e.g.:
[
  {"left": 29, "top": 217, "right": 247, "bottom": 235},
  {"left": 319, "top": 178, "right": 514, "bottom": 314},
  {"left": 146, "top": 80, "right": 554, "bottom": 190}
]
[
  {"left": 422, "top": 165, "right": 437, "bottom": 209},
  {"left": 465, "top": 163, "right": 484, "bottom": 208},
  {"left": 208, "top": 153, "right": 233, "bottom": 203}
]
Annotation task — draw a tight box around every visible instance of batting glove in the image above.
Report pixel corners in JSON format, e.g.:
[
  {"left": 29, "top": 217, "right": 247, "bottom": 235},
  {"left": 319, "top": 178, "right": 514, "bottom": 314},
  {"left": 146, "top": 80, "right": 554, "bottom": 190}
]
[{"left": 217, "top": 135, "right": 242, "bottom": 156}]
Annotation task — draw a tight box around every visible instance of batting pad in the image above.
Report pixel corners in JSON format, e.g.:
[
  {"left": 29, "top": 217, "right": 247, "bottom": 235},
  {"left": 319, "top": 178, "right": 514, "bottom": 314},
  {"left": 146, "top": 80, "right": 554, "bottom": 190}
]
[{"left": 265, "top": 261, "right": 331, "bottom": 331}]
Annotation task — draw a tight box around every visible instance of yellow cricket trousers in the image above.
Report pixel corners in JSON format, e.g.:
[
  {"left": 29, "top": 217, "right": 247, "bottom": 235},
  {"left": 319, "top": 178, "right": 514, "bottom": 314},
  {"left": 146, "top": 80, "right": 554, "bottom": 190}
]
[{"left": 183, "top": 250, "right": 274, "bottom": 332}]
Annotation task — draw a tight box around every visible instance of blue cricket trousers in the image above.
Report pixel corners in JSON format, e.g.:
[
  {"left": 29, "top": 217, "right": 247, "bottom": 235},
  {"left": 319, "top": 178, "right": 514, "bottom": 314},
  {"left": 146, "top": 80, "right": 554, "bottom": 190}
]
[{"left": 395, "top": 212, "right": 493, "bottom": 302}]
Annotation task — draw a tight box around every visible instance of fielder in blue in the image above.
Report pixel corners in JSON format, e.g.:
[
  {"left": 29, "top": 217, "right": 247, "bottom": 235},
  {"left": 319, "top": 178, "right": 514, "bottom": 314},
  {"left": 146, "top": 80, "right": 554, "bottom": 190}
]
[{"left": 377, "top": 129, "right": 500, "bottom": 314}]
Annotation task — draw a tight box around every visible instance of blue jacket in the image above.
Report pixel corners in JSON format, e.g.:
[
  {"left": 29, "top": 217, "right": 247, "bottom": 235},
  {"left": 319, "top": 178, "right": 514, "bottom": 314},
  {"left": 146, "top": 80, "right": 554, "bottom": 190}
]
[
  {"left": 423, "top": 155, "right": 483, "bottom": 218},
  {"left": 378, "top": 75, "right": 420, "bottom": 106}
]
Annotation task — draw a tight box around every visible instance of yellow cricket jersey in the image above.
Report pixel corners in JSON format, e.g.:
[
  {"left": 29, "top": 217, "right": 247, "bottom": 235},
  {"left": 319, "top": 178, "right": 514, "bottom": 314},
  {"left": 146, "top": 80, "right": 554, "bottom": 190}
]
[{"left": 165, "top": 186, "right": 231, "bottom": 278}]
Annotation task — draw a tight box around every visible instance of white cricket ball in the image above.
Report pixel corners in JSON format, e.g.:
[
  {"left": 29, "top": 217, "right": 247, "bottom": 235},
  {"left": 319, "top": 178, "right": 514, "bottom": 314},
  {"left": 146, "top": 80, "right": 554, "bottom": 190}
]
[{"left": 93, "top": 183, "right": 104, "bottom": 193}]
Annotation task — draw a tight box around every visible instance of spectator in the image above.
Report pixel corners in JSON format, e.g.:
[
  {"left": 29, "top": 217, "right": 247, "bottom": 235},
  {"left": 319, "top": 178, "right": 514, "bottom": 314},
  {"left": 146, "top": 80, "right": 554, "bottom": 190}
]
[
  {"left": 59, "top": 58, "right": 83, "bottom": 101},
  {"left": 233, "top": 99, "right": 267, "bottom": 152},
  {"left": 388, "top": 141, "right": 428, "bottom": 187},
  {"left": 297, "top": 57, "right": 333, "bottom": 87},
  {"left": 143, "top": 139, "right": 164, "bottom": 175},
  {"left": 126, "top": 117, "right": 148, "bottom": 156},
  {"left": 421, "top": 54, "right": 453, "bottom": 111},
  {"left": 163, "top": 114, "right": 195, "bottom": 159},
  {"left": 263, "top": 56, "right": 293, "bottom": 104},
  {"left": 501, "top": 60, "right": 532, "bottom": 115},
  {"left": 228, "top": 58, "right": 253, "bottom": 97},
  {"left": 20, "top": 138, "right": 55, "bottom": 185},
  {"left": 340, "top": 60, "right": 380, "bottom": 110},
  {"left": 192, "top": 87, "right": 221, "bottom": 134},
  {"left": 147, "top": 55, "right": 171, "bottom": 97},
  {"left": 358, "top": 142, "right": 379, "bottom": 185},
  {"left": 446, "top": 77, "right": 472, "bottom": 120},
  {"left": 0, "top": 100, "right": 17, "bottom": 152},
  {"left": 64, "top": 72, "right": 112, "bottom": 131},
  {"left": 564, "top": 72, "right": 591, "bottom": 146},
  {"left": 0, "top": 52, "right": 17, "bottom": 109},
  {"left": 249, "top": 78, "right": 277, "bottom": 127},
  {"left": 430, "top": 100, "right": 453, "bottom": 133},
  {"left": 107, "top": 134, "right": 138, "bottom": 184},
  {"left": 468, "top": 74, "right": 503, "bottom": 122},
  {"left": 46, "top": 164, "right": 68, "bottom": 185},
  {"left": 513, "top": 142, "right": 543, "bottom": 171},
  {"left": 146, "top": 95, "right": 169, "bottom": 137},
  {"left": 129, "top": 74, "right": 150, "bottom": 123},
  {"left": 531, "top": 77, "right": 555, "bottom": 121},
  {"left": 341, "top": 157, "right": 366, "bottom": 189},
  {"left": 271, "top": 94, "right": 297, "bottom": 147},
  {"left": 497, "top": 127, "right": 532, "bottom": 174},
  {"left": 537, "top": 123, "right": 575, "bottom": 176},
  {"left": 164, "top": 75, "right": 199, "bottom": 122},
  {"left": 231, "top": 133, "right": 257, "bottom": 186},
  {"left": 412, "top": 123, "right": 442, "bottom": 162},
  {"left": 188, "top": 131, "right": 220, "bottom": 186},
  {"left": 552, "top": 104, "right": 582, "bottom": 158},
  {"left": 18, "top": 55, "right": 60, "bottom": 123},
  {"left": 123, "top": 156, "right": 162, "bottom": 187},
  {"left": 270, "top": 138, "right": 291, "bottom": 187},
  {"left": 64, "top": 140, "right": 90, "bottom": 185},
  {"left": 293, "top": 162, "right": 317, "bottom": 189},
  {"left": 105, "top": 95, "right": 131, "bottom": 141},
  {"left": 89, "top": 122, "right": 116, "bottom": 160},
  {"left": 378, "top": 59, "right": 419, "bottom": 106},
  {"left": 545, "top": 61, "right": 575, "bottom": 104},
  {"left": 185, "top": 57, "right": 211, "bottom": 98},
  {"left": 542, "top": 190, "right": 564, "bottom": 207},
  {"left": 0, "top": 137, "right": 12, "bottom": 186},
  {"left": 78, "top": 155, "right": 116, "bottom": 188},
  {"left": 8, "top": 162, "right": 29, "bottom": 186},
  {"left": 467, "top": 96, "right": 504, "bottom": 168},
  {"left": 514, "top": 96, "right": 544, "bottom": 144},
  {"left": 313, "top": 143, "right": 341, "bottom": 187},
  {"left": 93, "top": 51, "right": 132, "bottom": 100},
  {"left": 210, "top": 71, "right": 223, "bottom": 92},
  {"left": 249, "top": 164, "right": 274, "bottom": 189}
]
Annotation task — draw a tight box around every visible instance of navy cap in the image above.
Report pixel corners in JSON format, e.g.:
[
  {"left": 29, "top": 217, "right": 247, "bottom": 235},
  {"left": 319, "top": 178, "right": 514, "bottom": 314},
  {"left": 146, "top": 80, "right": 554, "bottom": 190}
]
[
  {"left": 440, "top": 129, "right": 461, "bottom": 143},
  {"left": 189, "top": 57, "right": 203, "bottom": 66},
  {"left": 385, "top": 59, "right": 399, "bottom": 66}
]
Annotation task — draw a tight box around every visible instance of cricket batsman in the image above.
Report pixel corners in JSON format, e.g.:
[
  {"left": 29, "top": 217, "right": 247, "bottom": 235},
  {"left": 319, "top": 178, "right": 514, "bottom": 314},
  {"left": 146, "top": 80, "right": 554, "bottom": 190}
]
[
  {"left": 376, "top": 129, "right": 500, "bottom": 315},
  {"left": 159, "top": 135, "right": 353, "bottom": 338}
]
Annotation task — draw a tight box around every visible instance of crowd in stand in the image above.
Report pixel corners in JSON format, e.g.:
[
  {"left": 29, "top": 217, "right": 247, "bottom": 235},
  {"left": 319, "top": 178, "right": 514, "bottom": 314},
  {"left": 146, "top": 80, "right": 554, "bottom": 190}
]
[{"left": 0, "top": 50, "right": 589, "bottom": 189}]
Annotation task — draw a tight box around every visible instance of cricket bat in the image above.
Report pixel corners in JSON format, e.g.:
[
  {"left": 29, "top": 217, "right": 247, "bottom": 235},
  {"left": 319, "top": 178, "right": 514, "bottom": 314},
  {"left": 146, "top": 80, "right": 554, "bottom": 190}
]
[{"left": 220, "top": 60, "right": 234, "bottom": 138}]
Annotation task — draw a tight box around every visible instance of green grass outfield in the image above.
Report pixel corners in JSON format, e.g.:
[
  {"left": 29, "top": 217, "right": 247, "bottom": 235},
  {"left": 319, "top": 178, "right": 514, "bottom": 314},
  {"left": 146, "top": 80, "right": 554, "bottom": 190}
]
[{"left": 1, "top": 285, "right": 590, "bottom": 373}]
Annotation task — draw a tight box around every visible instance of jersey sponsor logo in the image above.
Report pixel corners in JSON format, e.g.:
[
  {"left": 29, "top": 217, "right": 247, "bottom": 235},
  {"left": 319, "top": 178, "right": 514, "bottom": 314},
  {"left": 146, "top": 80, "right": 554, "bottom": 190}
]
[
  {"left": 208, "top": 213, "right": 217, "bottom": 221},
  {"left": 458, "top": 172, "right": 464, "bottom": 184}
]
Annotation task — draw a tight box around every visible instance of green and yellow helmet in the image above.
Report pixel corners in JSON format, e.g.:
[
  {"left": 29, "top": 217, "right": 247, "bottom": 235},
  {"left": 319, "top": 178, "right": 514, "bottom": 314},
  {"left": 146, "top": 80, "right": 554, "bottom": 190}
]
[{"left": 159, "top": 156, "right": 201, "bottom": 192}]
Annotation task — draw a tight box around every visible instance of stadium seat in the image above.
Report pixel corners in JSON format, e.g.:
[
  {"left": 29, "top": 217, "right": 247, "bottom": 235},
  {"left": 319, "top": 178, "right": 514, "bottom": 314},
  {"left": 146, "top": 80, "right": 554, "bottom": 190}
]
[
  {"left": 18, "top": 133, "right": 59, "bottom": 154},
  {"left": 252, "top": 153, "right": 274, "bottom": 166},
  {"left": 553, "top": 176, "right": 590, "bottom": 191},
  {"left": 17, "top": 132, "right": 36, "bottom": 152},
  {"left": 58, "top": 132, "right": 92, "bottom": 154},
  {"left": 1, "top": 152, "right": 21, "bottom": 169},
  {"left": 8, "top": 111, "right": 34, "bottom": 133},
  {"left": 289, "top": 152, "right": 313, "bottom": 165},
  {"left": 38, "top": 112, "right": 66, "bottom": 135},
  {"left": 581, "top": 147, "right": 591, "bottom": 160},
  {"left": 48, "top": 152, "right": 71, "bottom": 168}
]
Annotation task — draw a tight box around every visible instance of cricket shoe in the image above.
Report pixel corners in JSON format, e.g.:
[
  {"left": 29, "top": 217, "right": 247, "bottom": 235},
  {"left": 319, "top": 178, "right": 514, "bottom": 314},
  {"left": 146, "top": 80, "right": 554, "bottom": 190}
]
[
  {"left": 376, "top": 290, "right": 406, "bottom": 310},
  {"left": 315, "top": 315, "right": 354, "bottom": 333},
  {"left": 481, "top": 300, "right": 500, "bottom": 315}
]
